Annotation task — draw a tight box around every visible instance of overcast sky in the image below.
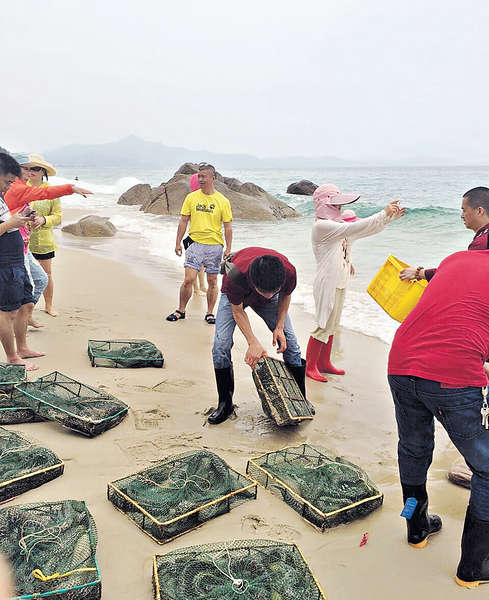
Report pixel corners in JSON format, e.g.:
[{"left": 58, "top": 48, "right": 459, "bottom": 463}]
[{"left": 2, "top": 0, "right": 489, "bottom": 161}]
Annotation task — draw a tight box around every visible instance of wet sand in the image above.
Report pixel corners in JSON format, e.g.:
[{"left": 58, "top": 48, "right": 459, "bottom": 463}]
[{"left": 3, "top": 214, "right": 473, "bottom": 599}]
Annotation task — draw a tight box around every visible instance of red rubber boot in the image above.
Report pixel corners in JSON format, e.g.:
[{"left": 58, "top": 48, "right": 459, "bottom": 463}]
[
  {"left": 318, "top": 335, "right": 345, "bottom": 375},
  {"left": 306, "top": 336, "right": 328, "bottom": 382}
]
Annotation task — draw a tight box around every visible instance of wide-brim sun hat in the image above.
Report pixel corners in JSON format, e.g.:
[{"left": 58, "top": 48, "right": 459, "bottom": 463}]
[
  {"left": 313, "top": 184, "right": 360, "bottom": 221},
  {"left": 313, "top": 183, "right": 360, "bottom": 206},
  {"left": 27, "top": 154, "right": 57, "bottom": 177}
]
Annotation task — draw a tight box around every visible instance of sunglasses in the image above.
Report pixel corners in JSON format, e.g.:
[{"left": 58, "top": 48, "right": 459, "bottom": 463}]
[{"left": 198, "top": 162, "right": 216, "bottom": 176}]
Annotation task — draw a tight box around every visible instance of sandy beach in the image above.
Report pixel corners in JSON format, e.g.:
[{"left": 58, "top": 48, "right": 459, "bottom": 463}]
[{"left": 3, "top": 209, "right": 473, "bottom": 599}]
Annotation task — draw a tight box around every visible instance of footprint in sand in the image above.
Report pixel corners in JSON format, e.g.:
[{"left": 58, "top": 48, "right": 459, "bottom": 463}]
[
  {"left": 134, "top": 408, "right": 170, "bottom": 430},
  {"left": 241, "top": 514, "right": 302, "bottom": 542}
]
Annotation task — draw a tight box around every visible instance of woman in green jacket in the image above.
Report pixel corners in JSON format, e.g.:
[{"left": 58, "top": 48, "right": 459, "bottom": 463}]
[{"left": 27, "top": 154, "right": 62, "bottom": 317}]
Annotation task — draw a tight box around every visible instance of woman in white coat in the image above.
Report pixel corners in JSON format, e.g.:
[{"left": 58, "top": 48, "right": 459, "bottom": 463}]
[{"left": 307, "top": 184, "right": 405, "bottom": 382}]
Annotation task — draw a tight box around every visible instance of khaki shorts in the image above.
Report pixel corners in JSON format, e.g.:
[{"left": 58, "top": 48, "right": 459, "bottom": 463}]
[{"left": 311, "top": 288, "right": 346, "bottom": 341}]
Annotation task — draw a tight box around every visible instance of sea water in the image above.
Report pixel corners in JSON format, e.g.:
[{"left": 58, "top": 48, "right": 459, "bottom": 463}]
[{"left": 52, "top": 165, "right": 487, "bottom": 343}]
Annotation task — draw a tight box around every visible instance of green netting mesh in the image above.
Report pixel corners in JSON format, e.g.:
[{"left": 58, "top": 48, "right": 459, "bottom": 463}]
[
  {"left": 108, "top": 450, "right": 257, "bottom": 543},
  {"left": 0, "top": 363, "right": 26, "bottom": 392},
  {"left": 0, "top": 500, "right": 100, "bottom": 600},
  {"left": 153, "top": 538, "right": 326, "bottom": 599},
  {"left": 0, "top": 388, "right": 42, "bottom": 425},
  {"left": 88, "top": 339, "right": 164, "bottom": 368},
  {"left": 247, "top": 444, "right": 383, "bottom": 529},
  {"left": 14, "top": 372, "right": 129, "bottom": 437},
  {"left": 0, "top": 427, "right": 64, "bottom": 502},
  {"left": 252, "top": 358, "right": 313, "bottom": 426}
]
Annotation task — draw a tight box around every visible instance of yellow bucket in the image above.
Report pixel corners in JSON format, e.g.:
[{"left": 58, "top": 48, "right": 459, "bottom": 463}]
[{"left": 367, "top": 255, "right": 428, "bottom": 323}]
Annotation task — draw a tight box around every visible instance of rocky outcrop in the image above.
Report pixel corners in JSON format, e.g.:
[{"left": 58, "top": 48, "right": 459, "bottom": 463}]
[
  {"left": 118, "top": 183, "right": 152, "bottom": 206},
  {"left": 62, "top": 215, "right": 117, "bottom": 237},
  {"left": 118, "top": 164, "right": 299, "bottom": 221},
  {"left": 286, "top": 180, "right": 318, "bottom": 195}
]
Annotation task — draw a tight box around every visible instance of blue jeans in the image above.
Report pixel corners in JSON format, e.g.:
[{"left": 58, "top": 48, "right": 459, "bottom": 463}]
[
  {"left": 24, "top": 251, "right": 48, "bottom": 304},
  {"left": 388, "top": 374, "right": 489, "bottom": 520},
  {"left": 212, "top": 293, "right": 302, "bottom": 369}
]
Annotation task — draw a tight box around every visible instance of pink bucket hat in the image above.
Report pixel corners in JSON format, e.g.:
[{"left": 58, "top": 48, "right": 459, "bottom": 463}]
[
  {"left": 342, "top": 209, "right": 358, "bottom": 222},
  {"left": 189, "top": 173, "right": 200, "bottom": 192},
  {"left": 313, "top": 184, "right": 360, "bottom": 221}
]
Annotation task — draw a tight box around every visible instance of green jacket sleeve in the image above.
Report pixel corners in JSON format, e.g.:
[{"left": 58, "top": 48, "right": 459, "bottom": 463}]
[{"left": 44, "top": 198, "right": 62, "bottom": 228}]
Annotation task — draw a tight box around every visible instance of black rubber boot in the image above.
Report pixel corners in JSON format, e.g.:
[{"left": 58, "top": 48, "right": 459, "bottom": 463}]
[
  {"left": 401, "top": 482, "right": 442, "bottom": 548},
  {"left": 456, "top": 506, "right": 489, "bottom": 588},
  {"left": 286, "top": 359, "right": 315, "bottom": 415},
  {"left": 208, "top": 367, "right": 235, "bottom": 425}
]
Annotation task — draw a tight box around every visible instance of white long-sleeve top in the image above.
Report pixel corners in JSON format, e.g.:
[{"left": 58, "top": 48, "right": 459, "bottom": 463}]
[{"left": 312, "top": 209, "right": 390, "bottom": 328}]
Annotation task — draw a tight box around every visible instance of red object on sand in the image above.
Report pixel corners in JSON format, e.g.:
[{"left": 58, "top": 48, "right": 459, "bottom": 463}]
[{"left": 359, "top": 532, "right": 368, "bottom": 547}]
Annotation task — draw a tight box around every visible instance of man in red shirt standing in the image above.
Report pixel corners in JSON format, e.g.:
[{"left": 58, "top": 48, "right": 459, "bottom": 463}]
[
  {"left": 388, "top": 250, "right": 489, "bottom": 587},
  {"left": 208, "top": 247, "right": 310, "bottom": 424},
  {"left": 400, "top": 186, "right": 489, "bottom": 282}
]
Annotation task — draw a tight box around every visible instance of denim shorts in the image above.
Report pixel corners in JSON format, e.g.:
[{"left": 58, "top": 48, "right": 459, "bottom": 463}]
[
  {"left": 0, "top": 264, "right": 34, "bottom": 312},
  {"left": 184, "top": 242, "right": 223, "bottom": 275}
]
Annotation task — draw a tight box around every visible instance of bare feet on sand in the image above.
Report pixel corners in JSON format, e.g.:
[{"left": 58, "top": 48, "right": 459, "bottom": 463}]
[
  {"left": 28, "top": 319, "right": 44, "bottom": 328},
  {"left": 17, "top": 348, "right": 46, "bottom": 359},
  {"left": 7, "top": 358, "right": 38, "bottom": 371},
  {"left": 44, "top": 308, "right": 59, "bottom": 317}
]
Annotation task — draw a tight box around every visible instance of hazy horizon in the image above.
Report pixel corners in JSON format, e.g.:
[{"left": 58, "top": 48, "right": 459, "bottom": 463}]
[{"left": 2, "top": 0, "right": 489, "bottom": 163}]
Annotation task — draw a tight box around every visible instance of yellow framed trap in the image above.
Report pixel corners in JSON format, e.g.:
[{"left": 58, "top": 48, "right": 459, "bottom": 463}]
[
  {"left": 367, "top": 254, "right": 428, "bottom": 322},
  {"left": 247, "top": 444, "right": 383, "bottom": 530},
  {"left": 108, "top": 450, "right": 257, "bottom": 544},
  {"left": 153, "top": 538, "right": 327, "bottom": 599},
  {"left": 0, "top": 500, "right": 101, "bottom": 600},
  {"left": 253, "top": 357, "right": 313, "bottom": 426},
  {"left": 0, "top": 427, "right": 64, "bottom": 503}
]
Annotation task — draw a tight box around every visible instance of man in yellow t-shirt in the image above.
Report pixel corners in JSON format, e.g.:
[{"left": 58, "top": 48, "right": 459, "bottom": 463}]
[{"left": 166, "top": 163, "right": 233, "bottom": 324}]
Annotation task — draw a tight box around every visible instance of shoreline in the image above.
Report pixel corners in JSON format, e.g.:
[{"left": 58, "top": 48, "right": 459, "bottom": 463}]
[{"left": 7, "top": 209, "right": 471, "bottom": 598}]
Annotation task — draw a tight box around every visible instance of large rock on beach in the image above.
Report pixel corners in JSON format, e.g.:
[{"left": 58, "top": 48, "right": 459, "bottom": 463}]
[
  {"left": 62, "top": 215, "right": 117, "bottom": 237},
  {"left": 118, "top": 164, "right": 298, "bottom": 221},
  {"left": 118, "top": 183, "right": 152, "bottom": 206},
  {"left": 448, "top": 460, "right": 472, "bottom": 488},
  {"left": 286, "top": 180, "right": 318, "bottom": 195}
]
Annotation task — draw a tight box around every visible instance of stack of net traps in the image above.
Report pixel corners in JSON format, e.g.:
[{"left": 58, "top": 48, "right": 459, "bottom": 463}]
[
  {"left": 247, "top": 443, "right": 383, "bottom": 530},
  {"left": 14, "top": 371, "right": 129, "bottom": 437},
  {"left": 0, "top": 500, "right": 101, "bottom": 600},
  {"left": 0, "top": 427, "right": 64, "bottom": 503},
  {"left": 108, "top": 450, "right": 257, "bottom": 544},
  {"left": 88, "top": 339, "right": 164, "bottom": 368},
  {"left": 252, "top": 358, "right": 313, "bottom": 426},
  {"left": 153, "top": 538, "right": 326, "bottom": 600}
]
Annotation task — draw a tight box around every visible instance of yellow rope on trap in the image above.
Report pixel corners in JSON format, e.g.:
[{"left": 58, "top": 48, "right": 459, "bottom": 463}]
[{"left": 32, "top": 567, "right": 98, "bottom": 582}]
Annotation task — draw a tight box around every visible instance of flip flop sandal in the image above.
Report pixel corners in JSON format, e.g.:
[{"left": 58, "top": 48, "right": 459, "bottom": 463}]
[
  {"left": 204, "top": 313, "right": 216, "bottom": 324},
  {"left": 166, "top": 310, "right": 186, "bottom": 322}
]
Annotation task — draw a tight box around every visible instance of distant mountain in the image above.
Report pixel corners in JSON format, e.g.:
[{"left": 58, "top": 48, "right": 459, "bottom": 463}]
[{"left": 45, "top": 135, "right": 351, "bottom": 169}]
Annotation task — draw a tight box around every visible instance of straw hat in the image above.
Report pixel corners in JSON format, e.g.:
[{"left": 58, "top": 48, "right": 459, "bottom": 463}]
[{"left": 27, "top": 154, "right": 57, "bottom": 177}]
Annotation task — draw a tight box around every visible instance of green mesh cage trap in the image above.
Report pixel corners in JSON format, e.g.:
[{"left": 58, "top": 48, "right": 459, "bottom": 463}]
[
  {"left": 87, "top": 339, "right": 164, "bottom": 368},
  {"left": 0, "top": 388, "right": 43, "bottom": 425},
  {"left": 108, "top": 450, "right": 257, "bottom": 544},
  {"left": 152, "top": 538, "right": 326, "bottom": 600},
  {"left": 0, "top": 362, "right": 26, "bottom": 392},
  {"left": 252, "top": 358, "right": 313, "bottom": 426},
  {"left": 247, "top": 444, "right": 383, "bottom": 530},
  {"left": 14, "top": 372, "right": 129, "bottom": 437},
  {"left": 0, "top": 427, "right": 64, "bottom": 503},
  {"left": 0, "top": 500, "right": 100, "bottom": 600}
]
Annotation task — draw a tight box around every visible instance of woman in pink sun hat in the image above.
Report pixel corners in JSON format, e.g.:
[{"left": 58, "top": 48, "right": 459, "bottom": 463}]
[{"left": 307, "top": 184, "right": 405, "bottom": 382}]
